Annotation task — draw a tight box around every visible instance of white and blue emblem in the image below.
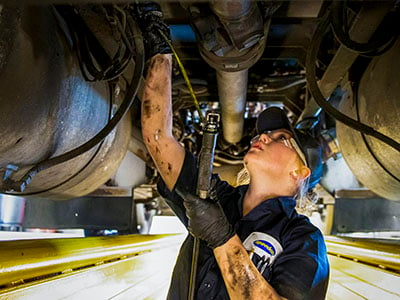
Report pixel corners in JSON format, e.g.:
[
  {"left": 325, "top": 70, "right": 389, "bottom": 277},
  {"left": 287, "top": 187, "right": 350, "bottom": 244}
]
[{"left": 243, "top": 232, "right": 283, "bottom": 275}]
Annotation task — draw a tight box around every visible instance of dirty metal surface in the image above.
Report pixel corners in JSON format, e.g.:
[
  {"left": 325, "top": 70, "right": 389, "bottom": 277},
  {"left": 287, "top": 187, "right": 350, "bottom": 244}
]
[
  {"left": 0, "top": 6, "right": 130, "bottom": 198},
  {"left": 336, "top": 39, "right": 400, "bottom": 200}
]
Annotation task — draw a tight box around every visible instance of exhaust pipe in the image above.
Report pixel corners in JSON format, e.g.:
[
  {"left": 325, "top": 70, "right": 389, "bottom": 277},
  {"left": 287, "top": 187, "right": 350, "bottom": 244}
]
[
  {"left": 195, "top": 0, "right": 267, "bottom": 143},
  {"left": 217, "top": 69, "right": 248, "bottom": 143}
]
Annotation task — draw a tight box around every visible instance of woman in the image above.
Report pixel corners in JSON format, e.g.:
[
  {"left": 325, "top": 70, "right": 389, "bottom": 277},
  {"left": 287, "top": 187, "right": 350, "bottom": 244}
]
[
  {"left": 137, "top": 4, "right": 329, "bottom": 299},
  {"left": 142, "top": 54, "right": 329, "bottom": 299}
]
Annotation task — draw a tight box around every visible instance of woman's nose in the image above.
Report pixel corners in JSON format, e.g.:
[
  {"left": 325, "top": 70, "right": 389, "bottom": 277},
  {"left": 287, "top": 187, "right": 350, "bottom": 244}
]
[{"left": 259, "top": 133, "right": 273, "bottom": 144}]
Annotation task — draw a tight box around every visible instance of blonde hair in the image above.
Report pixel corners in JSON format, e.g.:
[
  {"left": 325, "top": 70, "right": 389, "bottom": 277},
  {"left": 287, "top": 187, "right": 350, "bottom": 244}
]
[
  {"left": 295, "top": 176, "right": 316, "bottom": 216},
  {"left": 235, "top": 164, "right": 318, "bottom": 216},
  {"left": 236, "top": 166, "right": 250, "bottom": 186}
]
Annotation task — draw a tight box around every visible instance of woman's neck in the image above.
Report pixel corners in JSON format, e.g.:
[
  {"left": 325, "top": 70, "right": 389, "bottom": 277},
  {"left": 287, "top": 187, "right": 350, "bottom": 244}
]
[
  {"left": 242, "top": 182, "right": 277, "bottom": 216},
  {"left": 242, "top": 173, "right": 294, "bottom": 216}
]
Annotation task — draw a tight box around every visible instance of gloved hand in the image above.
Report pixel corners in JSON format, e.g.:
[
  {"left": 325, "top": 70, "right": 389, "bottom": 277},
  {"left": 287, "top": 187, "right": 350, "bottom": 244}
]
[
  {"left": 176, "top": 188, "right": 235, "bottom": 249},
  {"left": 133, "top": 1, "right": 172, "bottom": 59}
]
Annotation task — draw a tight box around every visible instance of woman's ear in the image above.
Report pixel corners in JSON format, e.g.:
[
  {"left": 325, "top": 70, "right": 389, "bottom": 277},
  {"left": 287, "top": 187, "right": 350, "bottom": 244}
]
[{"left": 290, "top": 166, "right": 311, "bottom": 180}]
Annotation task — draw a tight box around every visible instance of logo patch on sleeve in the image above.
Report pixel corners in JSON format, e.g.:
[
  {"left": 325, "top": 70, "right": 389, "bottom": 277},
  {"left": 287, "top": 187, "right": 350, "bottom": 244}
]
[
  {"left": 254, "top": 240, "right": 276, "bottom": 256},
  {"left": 243, "top": 232, "right": 283, "bottom": 275}
]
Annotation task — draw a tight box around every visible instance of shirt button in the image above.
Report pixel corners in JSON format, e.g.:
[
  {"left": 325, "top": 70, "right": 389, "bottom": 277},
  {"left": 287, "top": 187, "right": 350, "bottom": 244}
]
[{"left": 204, "top": 282, "right": 211, "bottom": 288}]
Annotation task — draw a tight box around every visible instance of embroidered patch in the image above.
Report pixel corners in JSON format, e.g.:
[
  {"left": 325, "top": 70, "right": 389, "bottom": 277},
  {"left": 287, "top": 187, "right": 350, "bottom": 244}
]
[
  {"left": 243, "top": 232, "right": 283, "bottom": 274},
  {"left": 253, "top": 240, "right": 276, "bottom": 256}
]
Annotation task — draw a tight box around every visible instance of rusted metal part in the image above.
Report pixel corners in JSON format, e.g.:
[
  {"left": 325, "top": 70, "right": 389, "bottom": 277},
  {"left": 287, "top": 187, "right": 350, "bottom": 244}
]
[
  {"left": 298, "top": 2, "right": 393, "bottom": 122},
  {"left": 210, "top": 0, "right": 263, "bottom": 52},
  {"left": 87, "top": 186, "right": 132, "bottom": 197},
  {"left": 192, "top": 0, "right": 267, "bottom": 143},
  {"left": 336, "top": 39, "right": 400, "bottom": 200},
  {"left": 217, "top": 70, "right": 248, "bottom": 143},
  {"left": 128, "top": 127, "right": 153, "bottom": 165},
  {"left": 0, "top": 5, "right": 130, "bottom": 199}
]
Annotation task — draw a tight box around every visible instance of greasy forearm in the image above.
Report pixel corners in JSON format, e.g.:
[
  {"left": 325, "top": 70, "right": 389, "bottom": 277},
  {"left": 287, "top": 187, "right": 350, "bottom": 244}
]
[
  {"left": 142, "top": 54, "right": 173, "bottom": 140},
  {"left": 141, "top": 54, "right": 184, "bottom": 190},
  {"left": 214, "top": 235, "right": 285, "bottom": 300}
]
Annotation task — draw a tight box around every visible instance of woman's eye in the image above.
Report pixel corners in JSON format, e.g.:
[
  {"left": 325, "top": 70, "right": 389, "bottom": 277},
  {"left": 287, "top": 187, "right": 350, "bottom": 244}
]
[{"left": 278, "top": 135, "right": 287, "bottom": 141}]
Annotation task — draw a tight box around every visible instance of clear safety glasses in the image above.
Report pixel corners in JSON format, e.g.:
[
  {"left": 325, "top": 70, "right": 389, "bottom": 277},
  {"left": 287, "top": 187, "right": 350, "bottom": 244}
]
[{"left": 250, "top": 131, "right": 308, "bottom": 167}]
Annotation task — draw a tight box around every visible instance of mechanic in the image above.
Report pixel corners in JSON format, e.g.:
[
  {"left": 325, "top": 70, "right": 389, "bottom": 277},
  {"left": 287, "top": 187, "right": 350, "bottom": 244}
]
[{"left": 136, "top": 3, "right": 330, "bottom": 299}]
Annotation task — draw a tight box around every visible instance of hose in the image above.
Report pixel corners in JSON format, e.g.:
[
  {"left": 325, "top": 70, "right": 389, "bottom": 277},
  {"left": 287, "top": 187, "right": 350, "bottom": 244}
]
[
  {"left": 258, "top": 78, "right": 306, "bottom": 93},
  {"left": 55, "top": 5, "right": 133, "bottom": 82},
  {"left": 3, "top": 16, "right": 145, "bottom": 193},
  {"left": 3, "top": 83, "right": 114, "bottom": 196},
  {"left": 157, "top": 29, "right": 205, "bottom": 123},
  {"left": 331, "top": 0, "right": 399, "bottom": 56},
  {"left": 353, "top": 82, "right": 400, "bottom": 183},
  {"left": 306, "top": 10, "right": 400, "bottom": 153}
]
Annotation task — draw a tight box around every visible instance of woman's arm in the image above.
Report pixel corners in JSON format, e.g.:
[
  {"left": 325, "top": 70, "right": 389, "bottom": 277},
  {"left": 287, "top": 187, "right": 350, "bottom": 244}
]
[
  {"left": 136, "top": 3, "right": 185, "bottom": 191},
  {"left": 214, "top": 235, "right": 286, "bottom": 300},
  {"left": 141, "top": 54, "right": 185, "bottom": 191},
  {"left": 176, "top": 189, "right": 285, "bottom": 299}
]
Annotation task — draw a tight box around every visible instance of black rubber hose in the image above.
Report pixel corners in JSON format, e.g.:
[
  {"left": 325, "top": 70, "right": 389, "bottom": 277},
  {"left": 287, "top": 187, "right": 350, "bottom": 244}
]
[
  {"left": 306, "top": 11, "right": 400, "bottom": 153},
  {"left": 354, "top": 82, "right": 400, "bottom": 183},
  {"left": 5, "top": 83, "right": 115, "bottom": 196},
  {"left": 5, "top": 17, "right": 145, "bottom": 193},
  {"left": 331, "top": 1, "right": 398, "bottom": 56}
]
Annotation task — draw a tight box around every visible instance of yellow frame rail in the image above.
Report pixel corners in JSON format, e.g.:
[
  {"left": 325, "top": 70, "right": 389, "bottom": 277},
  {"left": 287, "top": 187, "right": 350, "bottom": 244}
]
[
  {"left": 0, "top": 234, "right": 184, "bottom": 299},
  {"left": 325, "top": 236, "right": 400, "bottom": 273},
  {"left": 325, "top": 236, "right": 400, "bottom": 299},
  {"left": 1, "top": 234, "right": 399, "bottom": 299}
]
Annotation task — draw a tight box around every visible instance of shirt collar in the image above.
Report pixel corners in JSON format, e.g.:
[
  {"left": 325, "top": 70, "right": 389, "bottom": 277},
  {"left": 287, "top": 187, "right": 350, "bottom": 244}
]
[{"left": 236, "top": 185, "right": 297, "bottom": 220}]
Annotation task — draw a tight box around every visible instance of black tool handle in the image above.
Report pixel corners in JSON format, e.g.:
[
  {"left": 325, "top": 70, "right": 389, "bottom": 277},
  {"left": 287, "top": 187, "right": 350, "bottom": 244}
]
[
  {"left": 197, "top": 113, "right": 219, "bottom": 199},
  {"left": 188, "top": 112, "right": 219, "bottom": 300}
]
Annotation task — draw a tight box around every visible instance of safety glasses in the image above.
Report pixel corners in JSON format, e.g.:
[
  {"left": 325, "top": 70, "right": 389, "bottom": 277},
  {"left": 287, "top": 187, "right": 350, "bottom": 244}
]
[{"left": 250, "top": 131, "right": 308, "bottom": 167}]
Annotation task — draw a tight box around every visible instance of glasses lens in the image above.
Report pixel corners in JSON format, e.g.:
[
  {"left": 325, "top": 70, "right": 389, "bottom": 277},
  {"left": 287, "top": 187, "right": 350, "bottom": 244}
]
[
  {"left": 250, "top": 135, "right": 260, "bottom": 145},
  {"left": 249, "top": 131, "right": 307, "bottom": 166},
  {"left": 289, "top": 138, "right": 307, "bottom": 167},
  {"left": 250, "top": 131, "right": 291, "bottom": 146}
]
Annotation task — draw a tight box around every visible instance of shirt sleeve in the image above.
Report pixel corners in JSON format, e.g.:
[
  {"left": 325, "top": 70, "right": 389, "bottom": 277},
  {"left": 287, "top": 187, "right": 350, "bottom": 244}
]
[
  {"left": 270, "top": 219, "right": 330, "bottom": 300},
  {"left": 157, "top": 148, "right": 199, "bottom": 227},
  {"left": 157, "top": 148, "right": 236, "bottom": 229}
]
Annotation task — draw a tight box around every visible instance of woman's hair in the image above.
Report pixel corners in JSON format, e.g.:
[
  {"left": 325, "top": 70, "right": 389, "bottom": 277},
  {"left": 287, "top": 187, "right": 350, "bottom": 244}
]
[
  {"left": 236, "top": 166, "right": 250, "bottom": 186},
  {"left": 235, "top": 165, "right": 318, "bottom": 216},
  {"left": 295, "top": 176, "right": 318, "bottom": 216}
]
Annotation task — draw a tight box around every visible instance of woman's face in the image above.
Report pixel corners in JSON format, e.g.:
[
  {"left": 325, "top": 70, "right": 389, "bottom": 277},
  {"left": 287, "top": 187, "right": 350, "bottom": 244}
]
[{"left": 244, "top": 129, "right": 302, "bottom": 178}]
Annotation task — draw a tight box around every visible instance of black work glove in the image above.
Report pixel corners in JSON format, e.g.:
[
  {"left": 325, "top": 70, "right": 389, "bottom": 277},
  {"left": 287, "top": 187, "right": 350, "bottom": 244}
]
[
  {"left": 133, "top": 2, "right": 172, "bottom": 59},
  {"left": 176, "top": 188, "right": 235, "bottom": 249}
]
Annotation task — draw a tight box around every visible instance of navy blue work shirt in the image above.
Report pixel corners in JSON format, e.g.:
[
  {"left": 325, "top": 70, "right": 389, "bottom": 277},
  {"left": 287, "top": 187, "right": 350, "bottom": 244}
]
[{"left": 158, "top": 149, "right": 329, "bottom": 300}]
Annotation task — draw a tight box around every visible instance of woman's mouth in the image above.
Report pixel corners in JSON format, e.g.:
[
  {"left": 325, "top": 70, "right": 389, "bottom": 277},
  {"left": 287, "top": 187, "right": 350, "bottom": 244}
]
[{"left": 251, "top": 142, "right": 263, "bottom": 151}]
